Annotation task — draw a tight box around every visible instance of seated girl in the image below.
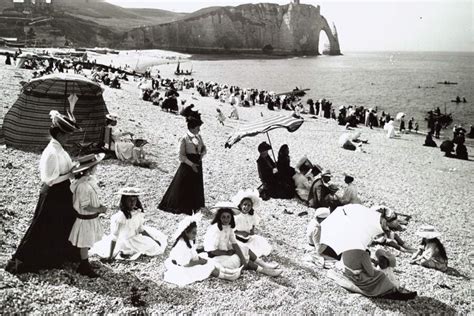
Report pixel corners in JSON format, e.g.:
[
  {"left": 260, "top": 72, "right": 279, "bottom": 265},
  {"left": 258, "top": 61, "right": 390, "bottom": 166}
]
[
  {"left": 203, "top": 203, "right": 282, "bottom": 277},
  {"left": 164, "top": 214, "right": 241, "bottom": 286},
  {"left": 89, "top": 187, "right": 167, "bottom": 261},
  {"left": 231, "top": 190, "right": 274, "bottom": 259},
  {"left": 410, "top": 225, "right": 448, "bottom": 272}
]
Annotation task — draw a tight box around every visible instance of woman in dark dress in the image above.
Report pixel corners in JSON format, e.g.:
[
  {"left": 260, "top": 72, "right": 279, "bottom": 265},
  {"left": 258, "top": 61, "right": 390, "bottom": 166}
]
[
  {"left": 159, "top": 117, "right": 206, "bottom": 215},
  {"left": 5, "top": 111, "right": 81, "bottom": 273},
  {"left": 276, "top": 144, "right": 296, "bottom": 196}
]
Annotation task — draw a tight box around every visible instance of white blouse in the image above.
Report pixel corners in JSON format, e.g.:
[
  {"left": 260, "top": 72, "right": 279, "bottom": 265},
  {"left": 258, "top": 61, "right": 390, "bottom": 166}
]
[
  {"left": 39, "top": 139, "right": 73, "bottom": 186},
  {"left": 203, "top": 224, "right": 237, "bottom": 252},
  {"left": 70, "top": 175, "right": 101, "bottom": 214},
  {"left": 110, "top": 211, "right": 146, "bottom": 242},
  {"left": 169, "top": 239, "right": 199, "bottom": 266},
  {"left": 234, "top": 213, "right": 260, "bottom": 233}
]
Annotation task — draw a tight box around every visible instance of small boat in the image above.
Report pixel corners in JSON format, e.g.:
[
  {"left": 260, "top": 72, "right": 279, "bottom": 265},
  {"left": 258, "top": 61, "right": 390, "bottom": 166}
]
[
  {"left": 275, "top": 88, "right": 310, "bottom": 97},
  {"left": 5, "top": 41, "right": 26, "bottom": 48},
  {"left": 437, "top": 81, "right": 458, "bottom": 85},
  {"left": 174, "top": 61, "right": 193, "bottom": 76}
]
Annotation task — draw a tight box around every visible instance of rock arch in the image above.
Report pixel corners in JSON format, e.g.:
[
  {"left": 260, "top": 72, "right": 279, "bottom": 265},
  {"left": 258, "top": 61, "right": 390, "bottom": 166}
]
[{"left": 318, "top": 16, "right": 341, "bottom": 55}]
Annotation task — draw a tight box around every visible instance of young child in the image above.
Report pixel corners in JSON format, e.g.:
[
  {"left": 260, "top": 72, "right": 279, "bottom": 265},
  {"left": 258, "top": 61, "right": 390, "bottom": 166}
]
[
  {"left": 231, "top": 189, "right": 275, "bottom": 260},
  {"left": 68, "top": 153, "right": 107, "bottom": 278},
  {"left": 375, "top": 249, "right": 399, "bottom": 288},
  {"left": 410, "top": 225, "right": 448, "bottom": 272},
  {"left": 89, "top": 187, "right": 167, "bottom": 261},
  {"left": 164, "top": 214, "right": 241, "bottom": 286},
  {"left": 203, "top": 202, "right": 282, "bottom": 277}
]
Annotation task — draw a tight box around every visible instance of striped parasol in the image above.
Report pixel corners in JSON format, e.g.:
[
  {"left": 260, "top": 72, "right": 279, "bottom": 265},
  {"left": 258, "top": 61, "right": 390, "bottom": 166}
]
[
  {"left": 225, "top": 114, "right": 304, "bottom": 149},
  {"left": 23, "top": 73, "right": 103, "bottom": 97}
]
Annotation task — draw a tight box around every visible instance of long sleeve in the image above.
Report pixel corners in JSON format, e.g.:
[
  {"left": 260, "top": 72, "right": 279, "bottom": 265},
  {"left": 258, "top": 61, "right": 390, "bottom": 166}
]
[
  {"left": 178, "top": 137, "right": 194, "bottom": 166},
  {"left": 203, "top": 225, "right": 219, "bottom": 252},
  {"left": 361, "top": 252, "right": 375, "bottom": 277},
  {"left": 40, "top": 152, "right": 60, "bottom": 186}
]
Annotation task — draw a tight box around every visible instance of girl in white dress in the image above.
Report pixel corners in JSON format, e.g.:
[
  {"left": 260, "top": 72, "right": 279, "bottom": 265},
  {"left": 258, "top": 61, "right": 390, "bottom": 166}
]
[
  {"left": 204, "top": 202, "right": 282, "bottom": 277},
  {"left": 164, "top": 214, "right": 241, "bottom": 286},
  {"left": 90, "top": 188, "right": 167, "bottom": 261},
  {"left": 232, "top": 189, "right": 273, "bottom": 258},
  {"left": 68, "top": 153, "right": 107, "bottom": 278}
]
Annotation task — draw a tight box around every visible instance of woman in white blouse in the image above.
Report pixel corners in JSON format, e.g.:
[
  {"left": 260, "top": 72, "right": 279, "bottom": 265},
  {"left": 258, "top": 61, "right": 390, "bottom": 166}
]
[
  {"left": 6, "top": 111, "right": 81, "bottom": 274},
  {"left": 159, "top": 116, "right": 207, "bottom": 215}
]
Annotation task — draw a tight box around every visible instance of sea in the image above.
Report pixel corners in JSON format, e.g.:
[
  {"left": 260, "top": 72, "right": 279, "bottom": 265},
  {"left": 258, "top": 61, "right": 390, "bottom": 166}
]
[{"left": 156, "top": 51, "right": 474, "bottom": 130}]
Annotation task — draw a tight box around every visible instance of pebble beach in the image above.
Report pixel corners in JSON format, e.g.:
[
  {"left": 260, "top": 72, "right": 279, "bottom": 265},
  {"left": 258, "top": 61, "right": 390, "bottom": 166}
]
[{"left": 0, "top": 58, "right": 473, "bottom": 314}]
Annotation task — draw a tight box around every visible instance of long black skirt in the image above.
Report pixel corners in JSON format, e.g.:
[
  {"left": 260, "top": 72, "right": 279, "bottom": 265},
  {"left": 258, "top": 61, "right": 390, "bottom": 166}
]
[
  {"left": 7, "top": 180, "right": 79, "bottom": 273},
  {"left": 159, "top": 154, "right": 205, "bottom": 215}
]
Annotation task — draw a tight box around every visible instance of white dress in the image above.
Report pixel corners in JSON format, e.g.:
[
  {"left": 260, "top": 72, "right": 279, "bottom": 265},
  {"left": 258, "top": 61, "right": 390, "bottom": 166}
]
[
  {"left": 234, "top": 213, "right": 272, "bottom": 257},
  {"left": 164, "top": 239, "right": 215, "bottom": 287},
  {"left": 68, "top": 175, "right": 104, "bottom": 248},
  {"left": 90, "top": 211, "right": 167, "bottom": 259},
  {"left": 203, "top": 224, "right": 247, "bottom": 270}
]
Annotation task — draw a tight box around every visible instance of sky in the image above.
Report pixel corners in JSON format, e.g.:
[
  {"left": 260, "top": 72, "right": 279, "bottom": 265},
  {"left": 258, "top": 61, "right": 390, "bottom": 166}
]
[{"left": 105, "top": 0, "right": 473, "bottom": 52}]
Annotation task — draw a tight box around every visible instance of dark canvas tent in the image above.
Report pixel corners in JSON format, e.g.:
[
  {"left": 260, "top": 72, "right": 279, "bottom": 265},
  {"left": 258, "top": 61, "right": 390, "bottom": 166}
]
[{"left": 2, "top": 73, "right": 109, "bottom": 150}]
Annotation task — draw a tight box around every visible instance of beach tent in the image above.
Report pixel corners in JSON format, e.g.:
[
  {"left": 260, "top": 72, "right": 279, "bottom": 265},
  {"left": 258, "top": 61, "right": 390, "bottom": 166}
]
[{"left": 2, "top": 73, "right": 109, "bottom": 150}]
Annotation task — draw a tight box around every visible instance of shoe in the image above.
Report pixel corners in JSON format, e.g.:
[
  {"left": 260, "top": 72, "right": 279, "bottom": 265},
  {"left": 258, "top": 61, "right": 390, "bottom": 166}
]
[
  {"left": 77, "top": 261, "right": 100, "bottom": 278},
  {"left": 259, "top": 267, "right": 283, "bottom": 277}
]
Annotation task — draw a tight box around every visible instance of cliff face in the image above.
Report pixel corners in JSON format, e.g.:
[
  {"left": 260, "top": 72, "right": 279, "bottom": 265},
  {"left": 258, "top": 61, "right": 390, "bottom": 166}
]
[{"left": 119, "top": 3, "right": 341, "bottom": 55}]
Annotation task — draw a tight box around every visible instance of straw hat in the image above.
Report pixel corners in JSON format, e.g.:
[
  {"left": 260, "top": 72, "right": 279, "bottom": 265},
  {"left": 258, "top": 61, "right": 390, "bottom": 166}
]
[
  {"left": 315, "top": 207, "right": 330, "bottom": 219},
  {"left": 71, "top": 153, "right": 105, "bottom": 174},
  {"left": 116, "top": 187, "right": 144, "bottom": 196},
  {"left": 209, "top": 201, "right": 240, "bottom": 215},
  {"left": 327, "top": 184, "right": 339, "bottom": 193},
  {"left": 172, "top": 213, "right": 202, "bottom": 242},
  {"left": 375, "top": 249, "right": 396, "bottom": 267},
  {"left": 296, "top": 157, "right": 313, "bottom": 175},
  {"left": 231, "top": 189, "right": 261, "bottom": 210},
  {"left": 321, "top": 169, "right": 332, "bottom": 177},
  {"left": 416, "top": 225, "right": 441, "bottom": 239},
  {"left": 106, "top": 113, "right": 118, "bottom": 121}
]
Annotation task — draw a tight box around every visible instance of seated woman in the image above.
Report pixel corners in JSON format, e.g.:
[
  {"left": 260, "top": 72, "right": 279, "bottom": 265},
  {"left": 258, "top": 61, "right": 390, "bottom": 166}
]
[
  {"left": 90, "top": 188, "right": 167, "bottom": 261},
  {"left": 164, "top": 214, "right": 241, "bottom": 286},
  {"left": 231, "top": 190, "right": 275, "bottom": 259},
  {"left": 103, "top": 114, "right": 148, "bottom": 165},
  {"left": 410, "top": 225, "right": 448, "bottom": 272},
  {"left": 455, "top": 140, "right": 468, "bottom": 160},
  {"left": 293, "top": 157, "right": 314, "bottom": 202},
  {"left": 203, "top": 203, "right": 282, "bottom": 277},
  {"left": 340, "top": 249, "right": 417, "bottom": 300},
  {"left": 276, "top": 144, "right": 296, "bottom": 196}
]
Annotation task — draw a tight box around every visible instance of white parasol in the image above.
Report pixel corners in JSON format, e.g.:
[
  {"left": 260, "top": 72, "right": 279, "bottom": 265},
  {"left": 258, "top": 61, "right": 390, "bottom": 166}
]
[
  {"left": 396, "top": 112, "right": 406, "bottom": 120},
  {"left": 320, "top": 204, "right": 383, "bottom": 255}
]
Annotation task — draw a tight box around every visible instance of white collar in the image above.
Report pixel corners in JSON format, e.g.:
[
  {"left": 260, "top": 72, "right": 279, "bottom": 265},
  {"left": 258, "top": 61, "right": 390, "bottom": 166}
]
[{"left": 187, "top": 131, "right": 198, "bottom": 138}]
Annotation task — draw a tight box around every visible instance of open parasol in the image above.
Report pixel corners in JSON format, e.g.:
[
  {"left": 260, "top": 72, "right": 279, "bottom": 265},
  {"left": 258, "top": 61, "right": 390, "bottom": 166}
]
[{"left": 320, "top": 204, "right": 383, "bottom": 255}]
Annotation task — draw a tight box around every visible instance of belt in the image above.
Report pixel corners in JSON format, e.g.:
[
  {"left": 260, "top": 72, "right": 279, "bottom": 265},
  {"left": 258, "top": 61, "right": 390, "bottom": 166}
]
[
  {"left": 236, "top": 235, "right": 249, "bottom": 243},
  {"left": 75, "top": 212, "right": 99, "bottom": 220}
]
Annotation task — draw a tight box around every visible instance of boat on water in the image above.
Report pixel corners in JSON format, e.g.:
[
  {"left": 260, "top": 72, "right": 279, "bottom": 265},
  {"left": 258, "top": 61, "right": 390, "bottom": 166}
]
[
  {"left": 275, "top": 88, "right": 310, "bottom": 97},
  {"left": 437, "top": 81, "right": 458, "bottom": 85},
  {"left": 5, "top": 41, "right": 26, "bottom": 48},
  {"left": 174, "top": 61, "right": 193, "bottom": 75}
]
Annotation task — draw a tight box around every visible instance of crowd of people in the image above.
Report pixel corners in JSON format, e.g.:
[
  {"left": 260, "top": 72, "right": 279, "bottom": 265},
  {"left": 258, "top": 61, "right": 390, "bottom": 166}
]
[{"left": 2, "top": 52, "right": 465, "bottom": 304}]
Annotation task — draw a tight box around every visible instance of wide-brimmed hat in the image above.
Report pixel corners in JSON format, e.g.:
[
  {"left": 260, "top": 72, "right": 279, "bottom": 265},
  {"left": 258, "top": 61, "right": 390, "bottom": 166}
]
[
  {"left": 173, "top": 213, "right": 202, "bottom": 242},
  {"left": 116, "top": 187, "right": 144, "bottom": 196},
  {"left": 231, "top": 189, "right": 261, "bottom": 210},
  {"left": 375, "top": 249, "right": 396, "bottom": 268},
  {"left": 49, "top": 110, "right": 81, "bottom": 133},
  {"left": 210, "top": 201, "right": 240, "bottom": 215},
  {"left": 416, "top": 225, "right": 441, "bottom": 239},
  {"left": 315, "top": 207, "right": 330, "bottom": 219},
  {"left": 132, "top": 138, "right": 148, "bottom": 147},
  {"left": 106, "top": 113, "right": 118, "bottom": 121},
  {"left": 258, "top": 141, "right": 272, "bottom": 153},
  {"left": 321, "top": 169, "right": 332, "bottom": 177},
  {"left": 371, "top": 205, "right": 397, "bottom": 222},
  {"left": 71, "top": 153, "right": 105, "bottom": 174}
]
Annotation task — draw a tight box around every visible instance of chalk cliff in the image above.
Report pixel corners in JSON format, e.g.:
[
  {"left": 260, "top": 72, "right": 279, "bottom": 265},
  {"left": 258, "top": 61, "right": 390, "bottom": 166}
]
[{"left": 119, "top": 3, "right": 341, "bottom": 56}]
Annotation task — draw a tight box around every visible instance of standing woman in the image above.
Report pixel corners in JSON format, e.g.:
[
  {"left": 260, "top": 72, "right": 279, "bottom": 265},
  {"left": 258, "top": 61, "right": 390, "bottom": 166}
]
[
  {"left": 5, "top": 110, "right": 81, "bottom": 273},
  {"left": 159, "top": 116, "right": 206, "bottom": 215}
]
